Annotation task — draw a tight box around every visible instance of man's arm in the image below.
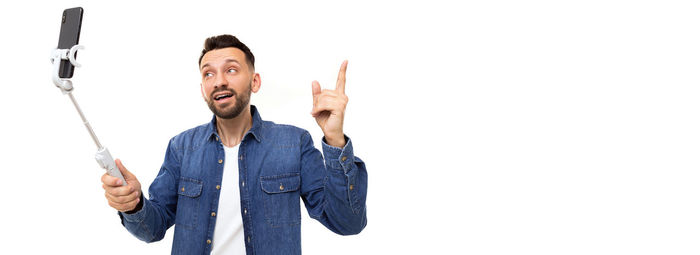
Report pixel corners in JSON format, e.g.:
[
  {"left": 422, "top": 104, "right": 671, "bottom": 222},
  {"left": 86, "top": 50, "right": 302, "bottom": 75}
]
[
  {"left": 103, "top": 139, "right": 180, "bottom": 242},
  {"left": 300, "top": 132, "right": 368, "bottom": 235},
  {"left": 302, "top": 60, "right": 367, "bottom": 234}
]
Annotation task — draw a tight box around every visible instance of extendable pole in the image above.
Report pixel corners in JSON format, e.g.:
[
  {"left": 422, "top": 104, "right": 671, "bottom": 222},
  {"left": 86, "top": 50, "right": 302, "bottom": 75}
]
[{"left": 66, "top": 91, "right": 103, "bottom": 149}]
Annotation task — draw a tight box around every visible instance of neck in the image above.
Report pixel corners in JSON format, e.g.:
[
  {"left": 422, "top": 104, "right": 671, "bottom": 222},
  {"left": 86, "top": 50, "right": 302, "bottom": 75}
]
[{"left": 215, "top": 105, "right": 252, "bottom": 148}]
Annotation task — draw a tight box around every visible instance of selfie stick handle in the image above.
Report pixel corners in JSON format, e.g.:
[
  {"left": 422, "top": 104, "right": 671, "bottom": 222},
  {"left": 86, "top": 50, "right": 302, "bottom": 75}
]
[{"left": 51, "top": 45, "right": 127, "bottom": 186}]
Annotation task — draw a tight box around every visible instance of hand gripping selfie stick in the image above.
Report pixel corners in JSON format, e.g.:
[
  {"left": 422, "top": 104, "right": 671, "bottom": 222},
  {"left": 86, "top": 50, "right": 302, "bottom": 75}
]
[{"left": 51, "top": 45, "right": 127, "bottom": 186}]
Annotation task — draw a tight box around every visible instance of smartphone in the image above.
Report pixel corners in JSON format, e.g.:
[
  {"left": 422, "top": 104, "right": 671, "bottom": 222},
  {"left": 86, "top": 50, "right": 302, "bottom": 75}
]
[{"left": 57, "top": 7, "right": 83, "bottom": 78}]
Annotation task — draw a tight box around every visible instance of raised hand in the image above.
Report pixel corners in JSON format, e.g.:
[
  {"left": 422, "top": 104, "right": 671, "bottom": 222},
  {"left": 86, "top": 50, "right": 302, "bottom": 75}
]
[{"left": 311, "top": 60, "right": 349, "bottom": 148}]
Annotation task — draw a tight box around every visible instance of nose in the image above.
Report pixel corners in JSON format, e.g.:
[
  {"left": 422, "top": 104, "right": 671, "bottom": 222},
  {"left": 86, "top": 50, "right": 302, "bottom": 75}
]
[{"left": 213, "top": 71, "right": 228, "bottom": 89}]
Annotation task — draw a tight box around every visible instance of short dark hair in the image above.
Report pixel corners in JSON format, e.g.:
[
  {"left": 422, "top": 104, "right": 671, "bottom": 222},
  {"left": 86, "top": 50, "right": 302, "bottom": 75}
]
[{"left": 198, "top": 34, "right": 255, "bottom": 70}]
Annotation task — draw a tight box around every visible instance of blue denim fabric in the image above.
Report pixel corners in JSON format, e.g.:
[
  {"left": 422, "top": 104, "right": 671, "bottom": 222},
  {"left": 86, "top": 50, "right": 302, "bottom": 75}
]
[{"left": 118, "top": 105, "right": 367, "bottom": 255}]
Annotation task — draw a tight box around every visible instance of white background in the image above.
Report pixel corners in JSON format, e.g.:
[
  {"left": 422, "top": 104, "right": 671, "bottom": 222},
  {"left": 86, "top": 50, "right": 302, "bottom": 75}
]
[{"left": 1, "top": 0, "right": 699, "bottom": 254}]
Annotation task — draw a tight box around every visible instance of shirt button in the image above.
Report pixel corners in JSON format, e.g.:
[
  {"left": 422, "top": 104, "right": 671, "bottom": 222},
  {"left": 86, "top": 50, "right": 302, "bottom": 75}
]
[
  {"left": 216, "top": 185, "right": 221, "bottom": 190},
  {"left": 350, "top": 184, "right": 354, "bottom": 190},
  {"left": 244, "top": 208, "right": 247, "bottom": 214},
  {"left": 241, "top": 181, "right": 245, "bottom": 187},
  {"left": 207, "top": 239, "right": 212, "bottom": 244},
  {"left": 247, "top": 236, "right": 251, "bottom": 243},
  {"left": 181, "top": 187, "right": 185, "bottom": 192},
  {"left": 211, "top": 212, "right": 216, "bottom": 217},
  {"left": 239, "top": 155, "right": 243, "bottom": 160},
  {"left": 218, "top": 159, "right": 223, "bottom": 164},
  {"left": 341, "top": 156, "right": 347, "bottom": 162},
  {"left": 279, "top": 184, "right": 284, "bottom": 191},
  {"left": 215, "top": 137, "right": 219, "bottom": 141}
]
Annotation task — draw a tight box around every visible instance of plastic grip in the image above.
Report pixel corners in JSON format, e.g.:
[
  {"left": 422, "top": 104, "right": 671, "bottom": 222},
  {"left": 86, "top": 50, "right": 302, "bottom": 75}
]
[{"left": 95, "top": 147, "right": 127, "bottom": 186}]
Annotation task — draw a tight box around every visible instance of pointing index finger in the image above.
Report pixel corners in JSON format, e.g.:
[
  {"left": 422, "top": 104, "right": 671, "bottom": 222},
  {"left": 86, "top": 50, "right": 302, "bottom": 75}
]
[{"left": 335, "top": 60, "right": 348, "bottom": 94}]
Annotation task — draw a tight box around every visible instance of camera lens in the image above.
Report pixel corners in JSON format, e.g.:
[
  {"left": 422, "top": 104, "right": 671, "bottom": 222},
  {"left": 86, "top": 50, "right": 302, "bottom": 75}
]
[{"left": 62, "top": 15, "right": 66, "bottom": 23}]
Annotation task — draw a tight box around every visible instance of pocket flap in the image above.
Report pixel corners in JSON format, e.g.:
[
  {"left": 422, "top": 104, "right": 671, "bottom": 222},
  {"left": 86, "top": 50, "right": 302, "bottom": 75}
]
[
  {"left": 260, "top": 173, "right": 300, "bottom": 194},
  {"left": 178, "top": 177, "right": 203, "bottom": 198}
]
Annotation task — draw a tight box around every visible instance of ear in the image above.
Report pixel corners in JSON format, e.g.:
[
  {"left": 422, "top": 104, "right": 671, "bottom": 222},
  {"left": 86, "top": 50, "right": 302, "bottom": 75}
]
[{"left": 251, "top": 73, "right": 261, "bottom": 93}]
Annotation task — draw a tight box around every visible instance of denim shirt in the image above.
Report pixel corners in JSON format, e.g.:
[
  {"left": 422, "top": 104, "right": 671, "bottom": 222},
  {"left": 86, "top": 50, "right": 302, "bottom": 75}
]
[{"left": 118, "top": 105, "right": 368, "bottom": 255}]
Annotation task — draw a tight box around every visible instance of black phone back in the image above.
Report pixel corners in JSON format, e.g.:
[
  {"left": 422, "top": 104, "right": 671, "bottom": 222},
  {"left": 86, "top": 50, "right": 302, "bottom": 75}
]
[{"left": 57, "top": 7, "right": 83, "bottom": 78}]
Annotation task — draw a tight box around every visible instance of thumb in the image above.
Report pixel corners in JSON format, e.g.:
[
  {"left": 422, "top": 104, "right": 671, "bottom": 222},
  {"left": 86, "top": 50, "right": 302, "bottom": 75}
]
[{"left": 115, "top": 158, "right": 136, "bottom": 182}]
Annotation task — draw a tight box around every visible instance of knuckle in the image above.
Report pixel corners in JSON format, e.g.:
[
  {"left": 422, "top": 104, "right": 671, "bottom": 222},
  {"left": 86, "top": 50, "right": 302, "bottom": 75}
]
[
  {"left": 112, "top": 190, "right": 124, "bottom": 197},
  {"left": 117, "top": 187, "right": 128, "bottom": 195}
]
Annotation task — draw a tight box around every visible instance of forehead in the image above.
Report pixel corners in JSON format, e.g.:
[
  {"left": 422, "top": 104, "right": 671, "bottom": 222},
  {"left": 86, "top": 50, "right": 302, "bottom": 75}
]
[{"left": 200, "top": 47, "right": 247, "bottom": 69}]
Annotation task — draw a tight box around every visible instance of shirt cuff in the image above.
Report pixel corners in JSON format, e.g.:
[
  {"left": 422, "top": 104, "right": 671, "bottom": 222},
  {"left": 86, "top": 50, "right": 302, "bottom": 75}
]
[{"left": 322, "top": 134, "right": 355, "bottom": 174}]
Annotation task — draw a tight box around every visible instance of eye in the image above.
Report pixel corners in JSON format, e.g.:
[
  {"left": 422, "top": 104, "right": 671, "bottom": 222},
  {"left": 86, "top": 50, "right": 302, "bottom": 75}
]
[
  {"left": 204, "top": 72, "right": 213, "bottom": 78},
  {"left": 227, "top": 68, "right": 237, "bottom": 73}
]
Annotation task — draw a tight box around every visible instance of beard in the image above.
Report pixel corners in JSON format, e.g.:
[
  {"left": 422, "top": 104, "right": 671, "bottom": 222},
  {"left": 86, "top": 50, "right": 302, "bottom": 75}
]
[{"left": 206, "top": 83, "right": 252, "bottom": 119}]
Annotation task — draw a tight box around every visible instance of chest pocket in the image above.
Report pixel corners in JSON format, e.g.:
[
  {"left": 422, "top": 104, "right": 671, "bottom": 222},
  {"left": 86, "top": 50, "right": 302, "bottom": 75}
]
[
  {"left": 260, "top": 173, "right": 301, "bottom": 227},
  {"left": 176, "top": 177, "right": 203, "bottom": 230}
]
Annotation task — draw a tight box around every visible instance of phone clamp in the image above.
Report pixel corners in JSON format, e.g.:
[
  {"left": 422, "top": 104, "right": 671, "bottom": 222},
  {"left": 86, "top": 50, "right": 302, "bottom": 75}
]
[
  {"left": 50, "top": 44, "right": 84, "bottom": 94},
  {"left": 50, "top": 44, "right": 127, "bottom": 186}
]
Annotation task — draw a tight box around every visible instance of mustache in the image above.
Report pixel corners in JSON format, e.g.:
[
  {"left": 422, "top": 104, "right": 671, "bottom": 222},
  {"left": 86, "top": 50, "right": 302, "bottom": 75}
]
[{"left": 210, "top": 87, "right": 237, "bottom": 99}]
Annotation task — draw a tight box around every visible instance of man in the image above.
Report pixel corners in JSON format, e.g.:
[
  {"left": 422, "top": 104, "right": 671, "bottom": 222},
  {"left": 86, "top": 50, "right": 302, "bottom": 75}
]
[{"left": 101, "top": 34, "right": 368, "bottom": 255}]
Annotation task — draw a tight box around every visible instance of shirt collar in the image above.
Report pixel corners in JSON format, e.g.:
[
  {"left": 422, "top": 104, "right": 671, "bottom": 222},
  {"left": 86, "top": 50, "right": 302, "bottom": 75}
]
[{"left": 206, "top": 105, "right": 263, "bottom": 143}]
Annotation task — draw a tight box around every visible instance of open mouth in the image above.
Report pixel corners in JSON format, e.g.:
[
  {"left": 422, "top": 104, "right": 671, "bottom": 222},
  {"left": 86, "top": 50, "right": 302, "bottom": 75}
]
[{"left": 213, "top": 92, "right": 234, "bottom": 101}]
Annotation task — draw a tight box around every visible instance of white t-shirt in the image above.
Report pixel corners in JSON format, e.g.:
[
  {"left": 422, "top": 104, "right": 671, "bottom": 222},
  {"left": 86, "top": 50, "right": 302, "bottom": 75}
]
[{"left": 211, "top": 144, "right": 246, "bottom": 254}]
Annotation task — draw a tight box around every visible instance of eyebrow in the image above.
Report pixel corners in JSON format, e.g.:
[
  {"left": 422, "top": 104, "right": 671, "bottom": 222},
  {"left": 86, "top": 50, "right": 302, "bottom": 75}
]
[{"left": 201, "top": 58, "right": 241, "bottom": 70}]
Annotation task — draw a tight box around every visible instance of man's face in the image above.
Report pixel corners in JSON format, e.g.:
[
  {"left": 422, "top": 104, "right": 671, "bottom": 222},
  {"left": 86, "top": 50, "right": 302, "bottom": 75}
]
[{"left": 200, "top": 47, "right": 260, "bottom": 119}]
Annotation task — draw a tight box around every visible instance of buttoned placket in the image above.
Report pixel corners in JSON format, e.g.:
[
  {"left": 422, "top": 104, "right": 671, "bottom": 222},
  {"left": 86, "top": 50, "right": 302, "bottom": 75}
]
[
  {"left": 207, "top": 135, "right": 225, "bottom": 251},
  {"left": 239, "top": 139, "right": 253, "bottom": 249}
]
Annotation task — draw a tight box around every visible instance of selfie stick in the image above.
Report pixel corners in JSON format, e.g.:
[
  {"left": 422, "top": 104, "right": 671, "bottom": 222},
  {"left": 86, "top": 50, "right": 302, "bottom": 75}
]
[{"left": 51, "top": 45, "right": 127, "bottom": 186}]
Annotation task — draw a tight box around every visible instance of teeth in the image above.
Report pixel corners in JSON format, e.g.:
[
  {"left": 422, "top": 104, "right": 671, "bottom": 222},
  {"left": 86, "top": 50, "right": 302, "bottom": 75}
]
[{"left": 215, "top": 94, "right": 231, "bottom": 100}]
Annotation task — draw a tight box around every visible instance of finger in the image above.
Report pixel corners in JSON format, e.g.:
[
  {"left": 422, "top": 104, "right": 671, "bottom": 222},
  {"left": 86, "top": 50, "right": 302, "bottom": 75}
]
[
  {"left": 107, "top": 184, "right": 135, "bottom": 196},
  {"left": 105, "top": 189, "right": 140, "bottom": 204},
  {"left": 312, "top": 81, "right": 321, "bottom": 98},
  {"left": 115, "top": 190, "right": 140, "bottom": 204},
  {"left": 311, "top": 98, "right": 339, "bottom": 117},
  {"left": 102, "top": 173, "right": 121, "bottom": 187},
  {"left": 311, "top": 91, "right": 335, "bottom": 116},
  {"left": 108, "top": 197, "right": 140, "bottom": 212},
  {"left": 106, "top": 192, "right": 138, "bottom": 207},
  {"left": 311, "top": 100, "right": 331, "bottom": 117},
  {"left": 335, "top": 60, "right": 348, "bottom": 94},
  {"left": 311, "top": 107, "right": 327, "bottom": 117},
  {"left": 124, "top": 198, "right": 141, "bottom": 212},
  {"left": 312, "top": 80, "right": 321, "bottom": 107}
]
